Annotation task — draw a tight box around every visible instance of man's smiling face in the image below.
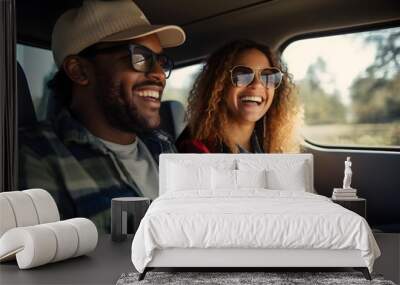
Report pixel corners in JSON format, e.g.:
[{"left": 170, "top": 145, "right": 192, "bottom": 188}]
[{"left": 90, "top": 34, "right": 167, "bottom": 134}]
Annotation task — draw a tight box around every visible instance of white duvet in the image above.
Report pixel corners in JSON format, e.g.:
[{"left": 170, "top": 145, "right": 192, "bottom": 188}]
[{"left": 131, "top": 190, "right": 380, "bottom": 273}]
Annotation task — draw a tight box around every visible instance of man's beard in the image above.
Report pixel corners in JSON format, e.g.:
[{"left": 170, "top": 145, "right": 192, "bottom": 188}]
[{"left": 96, "top": 79, "right": 161, "bottom": 134}]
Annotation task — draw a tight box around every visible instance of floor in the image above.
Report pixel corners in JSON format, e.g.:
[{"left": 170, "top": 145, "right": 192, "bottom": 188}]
[{"left": 373, "top": 233, "right": 400, "bottom": 284}]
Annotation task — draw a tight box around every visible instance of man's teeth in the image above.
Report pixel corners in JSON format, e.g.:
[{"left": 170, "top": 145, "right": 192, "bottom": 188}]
[
  {"left": 241, "top": 96, "right": 262, "bottom": 103},
  {"left": 137, "top": 90, "right": 160, "bottom": 99}
]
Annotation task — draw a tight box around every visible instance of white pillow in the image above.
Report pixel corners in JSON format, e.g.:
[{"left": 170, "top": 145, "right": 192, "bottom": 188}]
[
  {"left": 168, "top": 162, "right": 212, "bottom": 191},
  {"left": 212, "top": 168, "right": 237, "bottom": 190},
  {"left": 237, "top": 169, "right": 267, "bottom": 188},
  {"left": 266, "top": 162, "right": 307, "bottom": 191}
]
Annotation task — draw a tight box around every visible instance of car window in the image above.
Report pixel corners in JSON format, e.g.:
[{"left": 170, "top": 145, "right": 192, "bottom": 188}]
[
  {"left": 162, "top": 63, "right": 202, "bottom": 108},
  {"left": 283, "top": 26, "right": 400, "bottom": 148},
  {"left": 17, "top": 44, "right": 56, "bottom": 121}
]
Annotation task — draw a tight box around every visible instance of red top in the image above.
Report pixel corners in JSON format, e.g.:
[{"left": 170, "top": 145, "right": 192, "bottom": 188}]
[{"left": 177, "top": 139, "right": 212, "bottom": 153}]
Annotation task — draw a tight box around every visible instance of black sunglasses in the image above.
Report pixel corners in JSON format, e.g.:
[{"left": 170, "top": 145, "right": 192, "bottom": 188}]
[
  {"left": 79, "top": 43, "right": 174, "bottom": 78},
  {"left": 229, "top": 65, "right": 283, "bottom": 89}
]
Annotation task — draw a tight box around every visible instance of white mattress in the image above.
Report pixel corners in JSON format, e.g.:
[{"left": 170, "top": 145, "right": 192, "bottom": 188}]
[{"left": 131, "top": 190, "right": 380, "bottom": 273}]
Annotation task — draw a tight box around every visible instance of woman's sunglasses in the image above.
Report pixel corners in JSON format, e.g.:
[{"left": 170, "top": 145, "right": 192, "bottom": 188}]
[
  {"left": 80, "top": 43, "right": 174, "bottom": 78},
  {"left": 229, "top": 65, "right": 283, "bottom": 89}
]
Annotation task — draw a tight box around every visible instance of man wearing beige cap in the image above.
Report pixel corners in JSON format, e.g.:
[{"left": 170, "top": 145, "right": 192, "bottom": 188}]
[{"left": 18, "top": 0, "right": 185, "bottom": 232}]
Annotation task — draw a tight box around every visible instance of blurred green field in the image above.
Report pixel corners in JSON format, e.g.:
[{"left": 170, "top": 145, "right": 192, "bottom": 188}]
[{"left": 303, "top": 122, "right": 400, "bottom": 147}]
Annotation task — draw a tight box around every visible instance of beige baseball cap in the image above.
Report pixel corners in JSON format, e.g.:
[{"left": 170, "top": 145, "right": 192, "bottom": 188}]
[{"left": 52, "top": 0, "right": 186, "bottom": 67}]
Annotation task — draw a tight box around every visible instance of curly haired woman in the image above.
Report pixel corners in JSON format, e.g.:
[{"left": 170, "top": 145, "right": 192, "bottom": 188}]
[{"left": 176, "top": 39, "right": 302, "bottom": 153}]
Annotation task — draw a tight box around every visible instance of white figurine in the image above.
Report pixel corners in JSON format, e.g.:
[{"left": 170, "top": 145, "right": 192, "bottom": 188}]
[{"left": 342, "top": 157, "right": 352, "bottom": 189}]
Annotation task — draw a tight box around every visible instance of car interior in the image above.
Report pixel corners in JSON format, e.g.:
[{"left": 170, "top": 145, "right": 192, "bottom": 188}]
[
  {"left": 15, "top": 0, "right": 400, "bottom": 231},
  {"left": 1, "top": 0, "right": 399, "bottom": 283}
]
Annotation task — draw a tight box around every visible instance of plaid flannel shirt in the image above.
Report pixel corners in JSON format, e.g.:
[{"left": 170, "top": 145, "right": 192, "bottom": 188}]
[{"left": 18, "top": 109, "right": 176, "bottom": 232}]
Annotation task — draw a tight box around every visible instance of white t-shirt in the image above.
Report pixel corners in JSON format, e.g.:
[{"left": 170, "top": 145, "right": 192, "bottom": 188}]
[{"left": 99, "top": 137, "right": 159, "bottom": 200}]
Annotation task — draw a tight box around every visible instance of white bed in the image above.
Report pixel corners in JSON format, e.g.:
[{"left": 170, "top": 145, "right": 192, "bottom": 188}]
[{"left": 131, "top": 154, "right": 380, "bottom": 280}]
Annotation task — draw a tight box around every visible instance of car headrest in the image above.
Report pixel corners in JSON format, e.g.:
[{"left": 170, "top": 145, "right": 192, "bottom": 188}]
[{"left": 159, "top": 100, "right": 186, "bottom": 141}]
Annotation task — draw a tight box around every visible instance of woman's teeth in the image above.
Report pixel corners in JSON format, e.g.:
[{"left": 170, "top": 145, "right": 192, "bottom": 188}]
[
  {"left": 137, "top": 90, "right": 160, "bottom": 100},
  {"left": 240, "top": 96, "right": 262, "bottom": 104}
]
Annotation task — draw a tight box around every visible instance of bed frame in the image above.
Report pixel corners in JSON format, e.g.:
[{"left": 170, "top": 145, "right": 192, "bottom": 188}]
[
  {"left": 139, "top": 248, "right": 371, "bottom": 280},
  {"left": 138, "top": 154, "right": 372, "bottom": 281}
]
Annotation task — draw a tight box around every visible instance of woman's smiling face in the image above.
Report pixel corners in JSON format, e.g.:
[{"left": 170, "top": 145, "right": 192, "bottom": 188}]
[{"left": 224, "top": 48, "right": 276, "bottom": 124}]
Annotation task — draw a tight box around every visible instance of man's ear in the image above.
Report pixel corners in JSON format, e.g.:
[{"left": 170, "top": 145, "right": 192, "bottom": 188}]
[{"left": 62, "top": 56, "right": 91, "bottom": 86}]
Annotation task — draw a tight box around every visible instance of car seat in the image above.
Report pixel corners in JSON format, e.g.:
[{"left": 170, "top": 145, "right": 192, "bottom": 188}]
[
  {"left": 159, "top": 100, "right": 186, "bottom": 141},
  {"left": 17, "top": 62, "right": 37, "bottom": 128}
]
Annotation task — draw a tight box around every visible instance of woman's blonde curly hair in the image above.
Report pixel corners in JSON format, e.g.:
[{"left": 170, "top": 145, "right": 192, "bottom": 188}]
[{"left": 186, "top": 39, "right": 302, "bottom": 153}]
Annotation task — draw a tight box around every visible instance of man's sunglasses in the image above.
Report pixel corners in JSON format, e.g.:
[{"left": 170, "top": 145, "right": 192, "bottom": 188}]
[
  {"left": 80, "top": 43, "right": 174, "bottom": 78},
  {"left": 229, "top": 65, "right": 283, "bottom": 89}
]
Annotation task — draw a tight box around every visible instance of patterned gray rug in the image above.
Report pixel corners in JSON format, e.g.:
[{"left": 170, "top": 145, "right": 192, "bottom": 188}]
[{"left": 116, "top": 271, "right": 396, "bottom": 285}]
